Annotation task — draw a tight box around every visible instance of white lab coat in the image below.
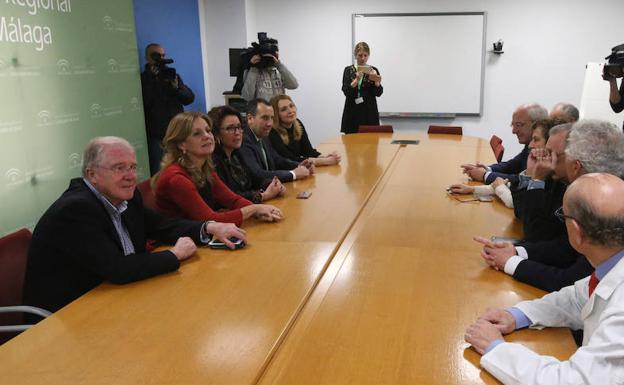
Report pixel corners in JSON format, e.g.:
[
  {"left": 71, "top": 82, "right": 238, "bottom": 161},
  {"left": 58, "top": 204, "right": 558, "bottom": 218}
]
[{"left": 481, "top": 256, "right": 624, "bottom": 385}]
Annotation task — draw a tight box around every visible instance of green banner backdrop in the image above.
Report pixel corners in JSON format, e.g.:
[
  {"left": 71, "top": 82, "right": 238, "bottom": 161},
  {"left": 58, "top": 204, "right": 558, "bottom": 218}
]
[{"left": 0, "top": 0, "right": 148, "bottom": 235}]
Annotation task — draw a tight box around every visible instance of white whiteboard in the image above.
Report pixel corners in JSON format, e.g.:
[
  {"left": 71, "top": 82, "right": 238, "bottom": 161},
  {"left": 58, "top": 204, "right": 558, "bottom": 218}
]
[
  {"left": 579, "top": 63, "right": 623, "bottom": 126},
  {"left": 353, "top": 13, "right": 486, "bottom": 116}
]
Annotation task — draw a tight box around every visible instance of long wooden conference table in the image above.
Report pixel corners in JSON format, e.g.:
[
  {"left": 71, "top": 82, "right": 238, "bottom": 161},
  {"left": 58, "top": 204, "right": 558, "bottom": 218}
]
[{"left": 0, "top": 133, "right": 576, "bottom": 384}]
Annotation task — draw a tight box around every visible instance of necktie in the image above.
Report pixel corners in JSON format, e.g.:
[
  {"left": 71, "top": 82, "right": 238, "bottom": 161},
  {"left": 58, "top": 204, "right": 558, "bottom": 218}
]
[
  {"left": 588, "top": 272, "right": 599, "bottom": 297},
  {"left": 258, "top": 139, "right": 269, "bottom": 170}
]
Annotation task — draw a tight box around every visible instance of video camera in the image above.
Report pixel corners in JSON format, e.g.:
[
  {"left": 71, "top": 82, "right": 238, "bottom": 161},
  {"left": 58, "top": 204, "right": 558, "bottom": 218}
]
[
  {"left": 604, "top": 43, "right": 624, "bottom": 79},
  {"left": 247, "top": 32, "right": 279, "bottom": 68},
  {"left": 229, "top": 32, "right": 279, "bottom": 94},
  {"left": 150, "top": 52, "right": 177, "bottom": 81}
]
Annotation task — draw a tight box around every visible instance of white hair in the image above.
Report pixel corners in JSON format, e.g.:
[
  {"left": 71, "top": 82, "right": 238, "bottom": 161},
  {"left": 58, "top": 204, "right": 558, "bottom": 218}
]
[
  {"left": 82, "top": 136, "right": 134, "bottom": 176},
  {"left": 565, "top": 120, "right": 624, "bottom": 178}
]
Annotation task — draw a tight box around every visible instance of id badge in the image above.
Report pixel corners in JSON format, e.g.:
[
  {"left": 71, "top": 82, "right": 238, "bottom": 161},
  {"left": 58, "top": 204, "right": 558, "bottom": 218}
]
[{"left": 355, "top": 97, "right": 364, "bottom": 104}]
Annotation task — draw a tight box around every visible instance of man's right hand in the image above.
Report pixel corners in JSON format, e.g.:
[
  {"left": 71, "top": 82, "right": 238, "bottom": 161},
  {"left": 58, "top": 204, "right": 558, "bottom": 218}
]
[
  {"left": 473, "top": 236, "right": 516, "bottom": 271},
  {"left": 250, "top": 55, "right": 261, "bottom": 65},
  {"left": 461, "top": 163, "right": 487, "bottom": 182},
  {"left": 170, "top": 237, "right": 197, "bottom": 261},
  {"left": 206, "top": 222, "right": 247, "bottom": 250},
  {"left": 464, "top": 319, "right": 504, "bottom": 355},
  {"left": 478, "top": 308, "right": 517, "bottom": 334},
  {"left": 293, "top": 165, "right": 310, "bottom": 179}
]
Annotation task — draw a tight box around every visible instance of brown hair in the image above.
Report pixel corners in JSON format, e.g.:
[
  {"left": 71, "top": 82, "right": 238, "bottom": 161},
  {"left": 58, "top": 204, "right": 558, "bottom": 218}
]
[
  {"left": 155, "top": 111, "right": 214, "bottom": 188},
  {"left": 354, "top": 41, "right": 370, "bottom": 56},
  {"left": 207, "top": 105, "right": 243, "bottom": 143},
  {"left": 270, "top": 94, "right": 303, "bottom": 145},
  {"left": 532, "top": 118, "right": 568, "bottom": 143}
]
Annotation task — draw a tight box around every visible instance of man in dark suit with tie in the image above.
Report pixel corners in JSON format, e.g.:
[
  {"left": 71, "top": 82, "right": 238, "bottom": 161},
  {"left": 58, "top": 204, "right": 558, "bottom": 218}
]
[
  {"left": 239, "top": 98, "right": 313, "bottom": 183},
  {"left": 23, "top": 136, "right": 246, "bottom": 316}
]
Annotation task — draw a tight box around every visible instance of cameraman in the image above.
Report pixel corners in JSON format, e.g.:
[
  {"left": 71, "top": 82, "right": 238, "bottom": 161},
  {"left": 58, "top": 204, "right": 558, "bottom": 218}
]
[
  {"left": 141, "top": 43, "right": 195, "bottom": 175},
  {"left": 606, "top": 75, "right": 624, "bottom": 114},
  {"left": 241, "top": 36, "right": 298, "bottom": 102},
  {"left": 604, "top": 43, "right": 624, "bottom": 129}
]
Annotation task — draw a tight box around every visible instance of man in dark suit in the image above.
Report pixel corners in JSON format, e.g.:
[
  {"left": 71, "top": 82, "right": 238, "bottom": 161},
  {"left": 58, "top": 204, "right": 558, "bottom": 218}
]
[
  {"left": 512, "top": 123, "right": 572, "bottom": 242},
  {"left": 461, "top": 103, "right": 548, "bottom": 184},
  {"left": 474, "top": 120, "right": 624, "bottom": 292},
  {"left": 239, "top": 98, "right": 313, "bottom": 183},
  {"left": 23, "top": 137, "right": 246, "bottom": 316}
]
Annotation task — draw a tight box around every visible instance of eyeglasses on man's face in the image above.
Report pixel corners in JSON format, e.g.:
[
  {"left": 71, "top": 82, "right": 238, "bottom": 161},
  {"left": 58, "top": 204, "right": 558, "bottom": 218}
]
[{"left": 510, "top": 121, "right": 529, "bottom": 129}]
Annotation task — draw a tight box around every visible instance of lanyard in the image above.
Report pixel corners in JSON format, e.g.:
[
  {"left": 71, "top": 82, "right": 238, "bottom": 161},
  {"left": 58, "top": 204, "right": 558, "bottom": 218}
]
[{"left": 354, "top": 65, "right": 364, "bottom": 97}]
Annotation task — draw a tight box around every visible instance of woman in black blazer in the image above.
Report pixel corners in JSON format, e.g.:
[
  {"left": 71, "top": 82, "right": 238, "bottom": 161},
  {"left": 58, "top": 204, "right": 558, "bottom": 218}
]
[
  {"left": 340, "top": 41, "right": 383, "bottom": 134},
  {"left": 269, "top": 94, "right": 341, "bottom": 166}
]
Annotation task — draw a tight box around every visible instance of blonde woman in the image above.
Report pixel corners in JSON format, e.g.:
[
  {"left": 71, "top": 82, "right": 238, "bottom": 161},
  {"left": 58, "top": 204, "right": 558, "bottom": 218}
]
[
  {"left": 269, "top": 94, "right": 340, "bottom": 166},
  {"left": 154, "top": 112, "right": 283, "bottom": 226},
  {"left": 341, "top": 41, "right": 383, "bottom": 134}
]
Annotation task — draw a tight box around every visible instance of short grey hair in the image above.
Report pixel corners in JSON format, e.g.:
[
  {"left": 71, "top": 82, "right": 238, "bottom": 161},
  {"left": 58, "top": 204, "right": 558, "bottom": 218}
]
[
  {"left": 568, "top": 189, "right": 624, "bottom": 247},
  {"left": 565, "top": 120, "right": 624, "bottom": 178},
  {"left": 552, "top": 102, "right": 579, "bottom": 122},
  {"left": 525, "top": 103, "right": 548, "bottom": 123},
  {"left": 82, "top": 136, "right": 134, "bottom": 176}
]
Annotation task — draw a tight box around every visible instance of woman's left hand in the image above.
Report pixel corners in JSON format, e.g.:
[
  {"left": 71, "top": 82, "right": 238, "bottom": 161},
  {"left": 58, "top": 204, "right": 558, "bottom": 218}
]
[
  {"left": 327, "top": 151, "right": 341, "bottom": 164},
  {"left": 491, "top": 177, "right": 508, "bottom": 189},
  {"left": 253, "top": 204, "right": 283, "bottom": 222}
]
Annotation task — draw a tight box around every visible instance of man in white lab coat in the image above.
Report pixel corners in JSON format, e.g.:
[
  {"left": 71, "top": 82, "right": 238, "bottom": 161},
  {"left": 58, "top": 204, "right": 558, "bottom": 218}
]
[{"left": 465, "top": 172, "right": 624, "bottom": 385}]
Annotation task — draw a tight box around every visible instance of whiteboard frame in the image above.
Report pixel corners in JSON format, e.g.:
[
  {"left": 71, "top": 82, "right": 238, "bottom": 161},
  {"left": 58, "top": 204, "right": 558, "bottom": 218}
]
[{"left": 351, "top": 12, "right": 487, "bottom": 117}]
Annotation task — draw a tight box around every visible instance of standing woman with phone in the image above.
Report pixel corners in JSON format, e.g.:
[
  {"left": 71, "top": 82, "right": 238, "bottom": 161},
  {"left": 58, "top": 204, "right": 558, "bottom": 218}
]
[{"left": 340, "top": 42, "right": 383, "bottom": 134}]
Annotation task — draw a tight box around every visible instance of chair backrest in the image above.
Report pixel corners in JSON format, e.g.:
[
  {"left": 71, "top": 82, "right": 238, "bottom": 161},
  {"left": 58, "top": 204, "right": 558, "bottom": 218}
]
[
  {"left": 489, "top": 135, "right": 505, "bottom": 162},
  {"left": 0, "top": 228, "right": 32, "bottom": 343},
  {"left": 137, "top": 179, "right": 156, "bottom": 210},
  {"left": 427, "top": 125, "right": 463, "bottom": 135},
  {"left": 358, "top": 125, "right": 394, "bottom": 133}
]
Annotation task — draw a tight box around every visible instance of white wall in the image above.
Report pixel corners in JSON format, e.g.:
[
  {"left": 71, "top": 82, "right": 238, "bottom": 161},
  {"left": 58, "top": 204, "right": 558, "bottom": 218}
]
[
  {"left": 203, "top": 0, "right": 248, "bottom": 108},
  {"left": 205, "top": 0, "right": 624, "bottom": 159}
]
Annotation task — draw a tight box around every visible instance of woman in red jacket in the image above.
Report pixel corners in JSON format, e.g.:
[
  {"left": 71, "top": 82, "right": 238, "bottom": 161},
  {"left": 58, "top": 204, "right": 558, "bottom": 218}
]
[{"left": 154, "top": 112, "right": 283, "bottom": 226}]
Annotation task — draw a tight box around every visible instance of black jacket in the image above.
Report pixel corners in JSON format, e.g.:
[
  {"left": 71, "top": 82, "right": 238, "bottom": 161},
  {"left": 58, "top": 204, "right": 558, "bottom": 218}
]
[
  {"left": 23, "top": 178, "right": 203, "bottom": 314},
  {"left": 213, "top": 146, "right": 264, "bottom": 203},
  {"left": 239, "top": 126, "right": 299, "bottom": 183},
  {"left": 610, "top": 80, "right": 624, "bottom": 113},
  {"left": 141, "top": 65, "right": 194, "bottom": 139},
  {"left": 340, "top": 65, "right": 383, "bottom": 134},
  {"left": 513, "top": 236, "right": 594, "bottom": 292},
  {"left": 486, "top": 146, "right": 529, "bottom": 184},
  {"left": 512, "top": 178, "right": 567, "bottom": 242},
  {"left": 269, "top": 119, "right": 321, "bottom": 162}
]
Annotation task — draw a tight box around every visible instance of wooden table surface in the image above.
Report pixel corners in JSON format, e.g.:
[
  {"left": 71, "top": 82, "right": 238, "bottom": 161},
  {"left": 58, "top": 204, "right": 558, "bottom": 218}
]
[
  {"left": 0, "top": 133, "right": 576, "bottom": 385},
  {"left": 256, "top": 134, "right": 577, "bottom": 385}
]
